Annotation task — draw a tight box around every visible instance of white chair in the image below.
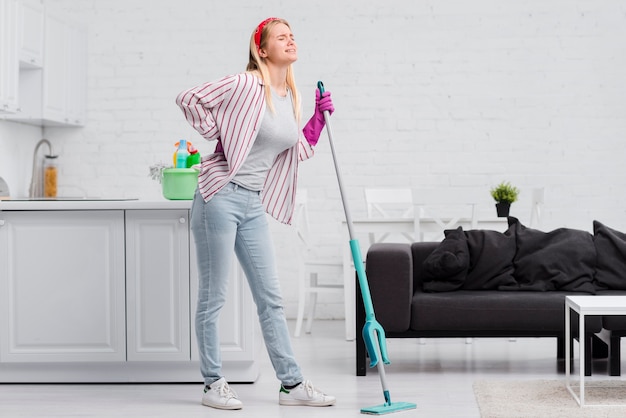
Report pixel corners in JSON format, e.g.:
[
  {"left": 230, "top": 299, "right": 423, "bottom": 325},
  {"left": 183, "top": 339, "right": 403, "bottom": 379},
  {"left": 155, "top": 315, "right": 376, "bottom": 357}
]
[
  {"left": 414, "top": 202, "right": 478, "bottom": 242},
  {"left": 363, "top": 188, "right": 415, "bottom": 243},
  {"left": 413, "top": 199, "right": 477, "bottom": 344},
  {"left": 293, "top": 190, "right": 343, "bottom": 338},
  {"left": 529, "top": 187, "right": 545, "bottom": 229},
  {"left": 413, "top": 193, "right": 479, "bottom": 344}
]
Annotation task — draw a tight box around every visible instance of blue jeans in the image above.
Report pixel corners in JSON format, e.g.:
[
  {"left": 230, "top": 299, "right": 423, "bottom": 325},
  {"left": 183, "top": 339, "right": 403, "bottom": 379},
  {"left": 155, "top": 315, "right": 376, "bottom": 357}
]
[{"left": 190, "top": 183, "right": 303, "bottom": 387}]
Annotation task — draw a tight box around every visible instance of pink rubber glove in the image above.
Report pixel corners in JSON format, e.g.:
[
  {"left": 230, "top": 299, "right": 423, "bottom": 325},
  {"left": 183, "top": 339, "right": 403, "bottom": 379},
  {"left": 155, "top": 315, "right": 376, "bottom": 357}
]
[{"left": 302, "top": 89, "right": 334, "bottom": 146}]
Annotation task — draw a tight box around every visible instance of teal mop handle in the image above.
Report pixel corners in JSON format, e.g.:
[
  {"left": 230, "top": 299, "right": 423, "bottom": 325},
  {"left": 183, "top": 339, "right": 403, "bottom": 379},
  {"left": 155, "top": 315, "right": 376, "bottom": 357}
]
[
  {"left": 318, "top": 81, "right": 417, "bottom": 414},
  {"left": 350, "top": 239, "right": 376, "bottom": 320},
  {"left": 317, "top": 81, "right": 356, "bottom": 239},
  {"left": 318, "top": 81, "right": 376, "bottom": 321}
]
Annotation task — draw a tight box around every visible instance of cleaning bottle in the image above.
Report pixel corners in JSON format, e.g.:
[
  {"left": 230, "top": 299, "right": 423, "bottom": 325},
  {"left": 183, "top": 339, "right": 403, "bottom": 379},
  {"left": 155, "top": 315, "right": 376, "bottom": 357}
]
[
  {"left": 187, "top": 144, "right": 200, "bottom": 167},
  {"left": 175, "top": 139, "right": 189, "bottom": 168}
]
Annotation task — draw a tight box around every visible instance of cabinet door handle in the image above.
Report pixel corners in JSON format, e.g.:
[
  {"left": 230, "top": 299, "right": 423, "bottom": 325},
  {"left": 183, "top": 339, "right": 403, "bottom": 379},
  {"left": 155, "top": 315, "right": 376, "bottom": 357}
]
[{"left": 179, "top": 217, "right": 186, "bottom": 224}]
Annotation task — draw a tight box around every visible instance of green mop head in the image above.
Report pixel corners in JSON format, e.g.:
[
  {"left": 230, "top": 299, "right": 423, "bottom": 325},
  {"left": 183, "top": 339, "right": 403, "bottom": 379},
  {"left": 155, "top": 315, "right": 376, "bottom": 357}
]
[
  {"left": 361, "top": 390, "right": 416, "bottom": 415},
  {"left": 361, "top": 401, "right": 417, "bottom": 415}
]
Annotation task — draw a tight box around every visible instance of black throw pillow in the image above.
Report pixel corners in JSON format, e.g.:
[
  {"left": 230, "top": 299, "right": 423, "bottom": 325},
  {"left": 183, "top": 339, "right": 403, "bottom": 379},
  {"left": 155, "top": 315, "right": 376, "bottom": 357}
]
[
  {"left": 463, "top": 223, "right": 517, "bottom": 290},
  {"left": 421, "top": 227, "right": 470, "bottom": 292},
  {"left": 509, "top": 217, "right": 596, "bottom": 293},
  {"left": 593, "top": 220, "right": 626, "bottom": 290}
]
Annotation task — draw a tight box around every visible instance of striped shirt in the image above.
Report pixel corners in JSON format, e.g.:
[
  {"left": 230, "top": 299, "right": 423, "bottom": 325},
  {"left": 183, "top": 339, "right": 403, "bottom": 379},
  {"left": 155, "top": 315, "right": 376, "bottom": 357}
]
[{"left": 175, "top": 72, "right": 314, "bottom": 224}]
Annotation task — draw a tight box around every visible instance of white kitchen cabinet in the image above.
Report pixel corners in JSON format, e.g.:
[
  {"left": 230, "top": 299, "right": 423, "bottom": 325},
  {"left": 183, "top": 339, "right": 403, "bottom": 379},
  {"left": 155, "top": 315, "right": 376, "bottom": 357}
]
[
  {"left": 64, "top": 22, "right": 87, "bottom": 125},
  {"left": 6, "top": 10, "right": 87, "bottom": 126},
  {"left": 0, "top": 201, "right": 259, "bottom": 382},
  {"left": 0, "top": 210, "right": 126, "bottom": 362},
  {"left": 18, "top": 0, "right": 44, "bottom": 69},
  {"left": 40, "top": 12, "right": 86, "bottom": 126},
  {"left": 0, "top": 0, "right": 19, "bottom": 113},
  {"left": 125, "top": 210, "right": 191, "bottom": 362}
]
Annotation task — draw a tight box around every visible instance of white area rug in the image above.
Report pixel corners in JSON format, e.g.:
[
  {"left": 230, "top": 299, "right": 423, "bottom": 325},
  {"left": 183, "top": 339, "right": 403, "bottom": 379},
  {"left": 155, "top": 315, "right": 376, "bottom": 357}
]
[{"left": 473, "top": 380, "right": 626, "bottom": 417}]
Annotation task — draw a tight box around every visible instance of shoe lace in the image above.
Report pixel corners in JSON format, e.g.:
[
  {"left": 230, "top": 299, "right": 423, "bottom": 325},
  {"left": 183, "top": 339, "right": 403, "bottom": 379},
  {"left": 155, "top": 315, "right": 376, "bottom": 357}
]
[
  {"left": 216, "top": 382, "right": 238, "bottom": 400},
  {"left": 302, "top": 380, "right": 320, "bottom": 397}
]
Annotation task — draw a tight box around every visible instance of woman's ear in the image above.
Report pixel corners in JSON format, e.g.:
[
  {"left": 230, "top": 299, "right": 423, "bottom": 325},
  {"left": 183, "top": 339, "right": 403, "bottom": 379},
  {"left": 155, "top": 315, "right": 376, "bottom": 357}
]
[{"left": 258, "top": 48, "right": 267, "bottom": 58}]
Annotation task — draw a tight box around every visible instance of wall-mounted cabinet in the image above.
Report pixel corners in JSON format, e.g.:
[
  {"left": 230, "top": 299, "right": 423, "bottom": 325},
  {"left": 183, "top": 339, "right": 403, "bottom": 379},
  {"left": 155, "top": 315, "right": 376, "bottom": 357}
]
[
  {"left": 2, "top": 1, "right": 86, "bottom": 126},
  {"left": 64, "top": 23, "right": 87, "bottom": 125},
  {"left": 0, "top": 0, "right": 20, "bottom": 113},
  {"left": 18, "top": 0, "right": 44, "bottom": 69},
  {"left": 39, "top": 12, "right": 86, "bottom": 126}
]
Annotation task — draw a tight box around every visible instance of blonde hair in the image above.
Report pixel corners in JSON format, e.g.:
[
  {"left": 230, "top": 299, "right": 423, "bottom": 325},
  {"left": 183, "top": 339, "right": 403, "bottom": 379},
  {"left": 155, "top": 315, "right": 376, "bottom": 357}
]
[{"left": 246, "top": 18, "right": 301, "bottom": 123}]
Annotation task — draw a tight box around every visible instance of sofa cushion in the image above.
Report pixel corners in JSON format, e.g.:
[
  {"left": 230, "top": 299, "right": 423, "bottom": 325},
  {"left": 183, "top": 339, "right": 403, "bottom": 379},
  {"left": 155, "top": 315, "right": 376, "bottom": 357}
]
[
  {"left": 593, "top": 221, "right": 626, "bottom": 290},
  {"left": 463, "top": 224, "right": 517, "bottom": 290},
  {"left": 410, "top": 290, "right": 601, "bottom": 332},
  {"left": 507, "top": 218, "right": 596, "bottom": 293},
  {"left": 420, "top": 227, "right": 469, "bottom": 292}
]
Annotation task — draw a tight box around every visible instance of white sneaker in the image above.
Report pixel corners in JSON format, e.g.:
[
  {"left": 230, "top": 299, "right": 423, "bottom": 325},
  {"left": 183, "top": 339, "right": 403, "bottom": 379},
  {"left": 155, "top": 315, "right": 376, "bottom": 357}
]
[
  {"left": 279, "top": 380, "right": 336, "bottom": 406},
  {"left": 202, "top": 377, "right": 243, "bottom": 410}
]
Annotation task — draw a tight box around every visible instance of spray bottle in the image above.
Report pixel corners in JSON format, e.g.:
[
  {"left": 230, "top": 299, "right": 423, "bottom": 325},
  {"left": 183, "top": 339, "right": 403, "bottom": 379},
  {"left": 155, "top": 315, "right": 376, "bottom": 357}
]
[
  {"left": 187, "top": 144, "right": 200, "bottom": 167},
  {"left": 175, "top": 139, "right": 189, "bottom": 168}
]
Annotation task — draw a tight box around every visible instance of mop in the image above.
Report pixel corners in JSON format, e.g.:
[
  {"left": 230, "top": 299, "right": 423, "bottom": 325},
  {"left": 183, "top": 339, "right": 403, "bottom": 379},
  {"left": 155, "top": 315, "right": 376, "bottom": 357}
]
[{"left": 317, "top": 81, "right": 417, "bottom": 415}]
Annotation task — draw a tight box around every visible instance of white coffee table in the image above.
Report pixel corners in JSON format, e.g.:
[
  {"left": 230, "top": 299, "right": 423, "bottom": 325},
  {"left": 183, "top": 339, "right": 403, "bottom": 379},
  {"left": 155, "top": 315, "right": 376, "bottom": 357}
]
[{"left": 565, "top": 295, "right": 626, "bottom": 407}]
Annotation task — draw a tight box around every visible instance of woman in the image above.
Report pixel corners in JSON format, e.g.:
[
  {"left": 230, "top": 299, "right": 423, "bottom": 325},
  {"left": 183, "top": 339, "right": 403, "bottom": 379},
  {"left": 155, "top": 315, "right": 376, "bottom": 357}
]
[{"left": 175, "top": 17, "right": 336, "bottom": 410}]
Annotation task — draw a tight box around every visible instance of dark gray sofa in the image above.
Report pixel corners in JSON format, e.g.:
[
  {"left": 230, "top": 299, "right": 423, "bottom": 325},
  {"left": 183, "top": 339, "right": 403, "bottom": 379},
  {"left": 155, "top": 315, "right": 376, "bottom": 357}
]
[{"left": 356, "top": 218, "right": 626, "bottom": 377}]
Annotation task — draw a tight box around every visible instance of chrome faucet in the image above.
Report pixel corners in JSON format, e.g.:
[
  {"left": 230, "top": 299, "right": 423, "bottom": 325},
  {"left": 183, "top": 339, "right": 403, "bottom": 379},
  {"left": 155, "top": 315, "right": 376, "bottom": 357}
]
[{"left": 29, "top": 139, "right": 54, "bottom": 198}]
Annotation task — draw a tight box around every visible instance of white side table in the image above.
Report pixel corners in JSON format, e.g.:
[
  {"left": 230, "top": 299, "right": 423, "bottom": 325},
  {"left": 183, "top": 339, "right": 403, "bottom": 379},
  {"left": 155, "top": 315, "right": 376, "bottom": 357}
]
[{"left": 565, "top": 295, "right": 626, "bottom": 407}]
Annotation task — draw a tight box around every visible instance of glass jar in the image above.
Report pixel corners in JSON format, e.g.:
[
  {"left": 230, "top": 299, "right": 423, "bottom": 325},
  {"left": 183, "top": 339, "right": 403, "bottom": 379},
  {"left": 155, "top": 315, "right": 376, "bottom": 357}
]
[{"left": 43, "top": 155, "right": 58, "bottom": 198}]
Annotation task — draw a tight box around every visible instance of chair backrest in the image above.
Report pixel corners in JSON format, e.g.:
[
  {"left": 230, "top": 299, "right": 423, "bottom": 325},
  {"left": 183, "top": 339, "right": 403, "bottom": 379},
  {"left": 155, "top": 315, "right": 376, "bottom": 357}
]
[
  {"left": 363, "top": 188, "right": 414, "bottom": 243},
  {"left": 293, "top": 189, "right": 342, "bottom": 268},
  {"left": 529, "top": 187, "right": 545, "bottom": 229},
  {"left": 412, "top": 189, "right": 478, "bottom": 242},
  {"left": 414, "top": 203, "right": 477, "bottom": 242},
  {"left": 293, "top": 189, "right": 310, "bottom": 249},
  {"left": 364, "top": 188, "right": 414, "bottom": 218}
]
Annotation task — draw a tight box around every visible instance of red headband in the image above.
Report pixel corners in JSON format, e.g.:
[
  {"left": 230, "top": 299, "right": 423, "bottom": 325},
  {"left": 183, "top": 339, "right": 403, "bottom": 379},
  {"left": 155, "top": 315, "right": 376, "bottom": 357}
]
[{"left": 254, "top": 17, "right": 280, "bottom": 51}]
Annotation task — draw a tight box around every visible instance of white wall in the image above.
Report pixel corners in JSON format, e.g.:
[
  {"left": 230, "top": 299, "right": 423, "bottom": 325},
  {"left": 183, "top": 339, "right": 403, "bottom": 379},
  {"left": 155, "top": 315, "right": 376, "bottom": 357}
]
[{"left": 2, "top": 0, "right": 626, "bottom": 318}]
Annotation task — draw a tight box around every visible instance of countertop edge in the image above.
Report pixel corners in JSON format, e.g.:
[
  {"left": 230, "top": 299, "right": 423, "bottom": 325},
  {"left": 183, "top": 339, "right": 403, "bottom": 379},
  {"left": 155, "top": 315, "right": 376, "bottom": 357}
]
[{"left": 0, "top": 199, "right": 193, "bottom": 211}]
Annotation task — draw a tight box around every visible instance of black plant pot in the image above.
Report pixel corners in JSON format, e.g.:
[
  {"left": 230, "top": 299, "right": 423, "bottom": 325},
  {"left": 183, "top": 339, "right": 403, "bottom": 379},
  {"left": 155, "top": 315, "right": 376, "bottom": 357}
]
[{"left": 495, "top": 202, "right": 511, "bottom": 217}]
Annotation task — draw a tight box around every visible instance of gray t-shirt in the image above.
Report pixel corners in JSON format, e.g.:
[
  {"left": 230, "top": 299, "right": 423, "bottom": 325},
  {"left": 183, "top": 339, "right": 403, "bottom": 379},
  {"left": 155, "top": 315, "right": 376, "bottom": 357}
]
[{"left": 232, "top": 89, "right": 299, "bottom": 191}]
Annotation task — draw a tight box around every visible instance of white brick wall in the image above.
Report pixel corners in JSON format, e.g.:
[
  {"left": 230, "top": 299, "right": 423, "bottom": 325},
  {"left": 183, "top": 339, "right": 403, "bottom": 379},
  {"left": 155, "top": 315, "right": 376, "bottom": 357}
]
[{"left": 2, "top": 0, "right": 626, "bottom": 318}]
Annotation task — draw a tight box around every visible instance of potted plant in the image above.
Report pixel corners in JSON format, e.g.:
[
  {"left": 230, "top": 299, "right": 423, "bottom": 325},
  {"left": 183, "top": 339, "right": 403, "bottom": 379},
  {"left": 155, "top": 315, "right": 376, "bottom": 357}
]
[{"left": 490, "top": 181, "right": 519, "bottom": 217}]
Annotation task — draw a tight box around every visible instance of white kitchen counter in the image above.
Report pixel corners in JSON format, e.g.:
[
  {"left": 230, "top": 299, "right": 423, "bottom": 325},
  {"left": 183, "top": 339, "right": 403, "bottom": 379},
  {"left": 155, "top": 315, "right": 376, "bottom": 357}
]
[
  {"left": 0, "top": 198, "right": 258, "bottom": 383},
  {"left": 0, "top": 198, "right": 192, "bottom": 211}
]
